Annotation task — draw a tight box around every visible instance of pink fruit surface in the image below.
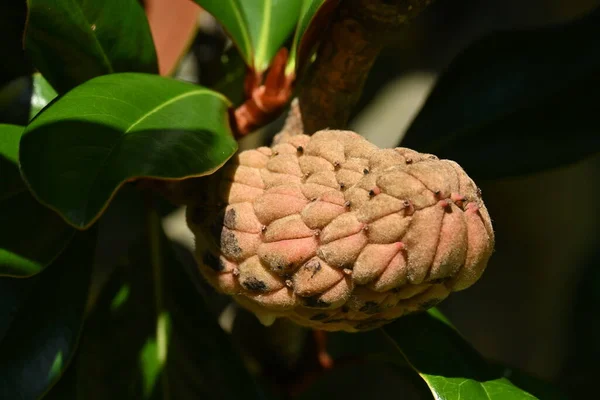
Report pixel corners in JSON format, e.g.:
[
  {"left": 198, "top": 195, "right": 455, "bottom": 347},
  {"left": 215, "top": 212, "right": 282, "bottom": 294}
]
[{"left": 187, "top": 130, "right": 494, "bottom": 332}]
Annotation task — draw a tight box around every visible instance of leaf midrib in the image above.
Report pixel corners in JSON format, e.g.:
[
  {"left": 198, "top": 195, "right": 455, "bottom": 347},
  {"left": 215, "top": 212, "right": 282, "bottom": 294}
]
[
  {"left": 255, "top": 0, "right": 272, "bottom": 70},
  {"left": 63, "top": 0, "right": 115, "bottom": 75}
]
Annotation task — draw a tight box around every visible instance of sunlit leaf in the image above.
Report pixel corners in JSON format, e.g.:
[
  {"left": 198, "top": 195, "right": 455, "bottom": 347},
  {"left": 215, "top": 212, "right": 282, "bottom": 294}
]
[
  {"left": 287, "top": 0, "right": 340, "bottom": 75},
  {"left": 30, "top": 73, "right": 58, "bottom": 121},
  {"left": 24, "top": 0, "right": 158, "bottom": 93},
  {"left": 401, "top": 7, "right": 600, "bottom": 178},
  {"left": 193, "top": 0, "right": 302, "bottom": 72},
  {"left": 0, "top": 230, "right": 96, "bottom": 398},
  {"left": 19, "top": 73, "right": 237, "bottom": 229},
  {"left": 0, "top": 124, "right": 74, "bottom": 276}
]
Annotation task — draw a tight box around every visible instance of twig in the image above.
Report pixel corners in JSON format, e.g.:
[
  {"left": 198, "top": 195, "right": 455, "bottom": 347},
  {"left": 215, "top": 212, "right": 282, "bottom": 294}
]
[{"left": 298, "top": 0, "right": 435, "bottom": 133}]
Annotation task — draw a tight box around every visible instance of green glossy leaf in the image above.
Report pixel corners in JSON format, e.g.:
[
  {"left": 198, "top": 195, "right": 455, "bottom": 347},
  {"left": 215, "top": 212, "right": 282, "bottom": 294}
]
[
  {"left": 0, "top": 124, "right": 74, "bottom": 276},
  {"left": 24, "top": 0, "right": 158, "bottom": 93},
  {"left": 194, "top": 0, "right": 302, "bottom": 72},
  {"left": 401, "top": 7, "right": 600, "bottom": 178},
  {"left": 19, "top": 73, "right": 237, "bottom": 229},
  {"left": 383, "top": 310, "right": 565, "bottom": 399},
  {"left": 71, "top": 207, "right": 264, "bottom": 399},
  {"left": 30, "top": 73, "right": 58, "bottom": 121},
  {"left": 287, "top": 0, "right": 340, "bottom": 75},
  {"left": 0, "top": 230, "right": 96, "bottom": 399}
]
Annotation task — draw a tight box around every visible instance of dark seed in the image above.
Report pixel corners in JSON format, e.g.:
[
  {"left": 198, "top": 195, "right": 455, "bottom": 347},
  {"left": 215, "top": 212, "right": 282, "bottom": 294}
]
[
  {"left": 221, "top": 229, "right": 242, "bottom": 258},
  {"left": 203, "top": 252, "right": 224, "bottom": 272},
  {"left": 303, "top": 296, "right": 330, "bottom": 308},
  {"left": 419, "top": 298, "right": 441, "bottom": 311},
  {"left": 242, "top": 277, "right": 268, "bottom": 292},
  {"left": 359, "top": 301, "right": 381, "bottom": 314},
  {"left": 223, "top": 208, "right": 236, "bottom": 228},
  {"left": 310, "top": 313, "right": 329, "bottom": 321},
  {"left": 304, "top": 259, "right": 321, "bottom": 278},
  {"left": 355, "top": 319, "right": 387, "bottom": 330},
  {"left": 429, "top": 277, "right": 450, "bottom": 284}
]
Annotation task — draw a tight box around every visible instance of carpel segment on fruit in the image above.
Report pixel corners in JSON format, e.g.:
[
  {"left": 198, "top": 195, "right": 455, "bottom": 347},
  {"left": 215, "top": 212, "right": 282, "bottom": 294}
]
[{"left": 186, "top": 129, "right": 494, "bottom": 332}]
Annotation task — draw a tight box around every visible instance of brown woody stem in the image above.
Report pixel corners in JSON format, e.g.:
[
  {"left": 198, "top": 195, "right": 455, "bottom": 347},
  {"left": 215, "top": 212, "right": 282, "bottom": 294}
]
[{"left": 298, "top": 0, "right": 434, "bottom": 133}]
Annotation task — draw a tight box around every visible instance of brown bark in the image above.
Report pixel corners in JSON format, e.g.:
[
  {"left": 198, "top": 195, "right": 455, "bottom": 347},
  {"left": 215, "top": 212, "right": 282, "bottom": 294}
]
[{"left": 298, "top": 0, "right": 435, "bottom": 134}]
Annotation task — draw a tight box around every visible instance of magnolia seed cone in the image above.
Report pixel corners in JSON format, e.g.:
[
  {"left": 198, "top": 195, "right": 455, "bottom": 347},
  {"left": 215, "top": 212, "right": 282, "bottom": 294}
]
[{"left": 186, "top": 130, "right": 494, "bottom": 332}]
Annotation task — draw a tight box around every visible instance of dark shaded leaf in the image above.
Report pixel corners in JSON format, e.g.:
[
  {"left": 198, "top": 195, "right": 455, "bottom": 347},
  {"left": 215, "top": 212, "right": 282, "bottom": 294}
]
[
  {"left": 191, "top": 0, "right": 253, "bottom": 67},
  {"left": 188, "top": 25, "right": 248, "bottom": 106},
  {"left": 72, "top": 205, "right": 264, "bottom": 399},
  {"left": 24, "top": 0, "right": 158, "bottom": 93},
  {"left": 207, "top": 47, "right": 247, "bottom": 107},
  {"left": 0, "top": 124, "right": 74, "bottom": 276},
  {"left": 287, "top": 0, "right": 340, "bottom": 75},
  {"left": 42, "top": 360, "right": 79, "bottom": 400},
  {"left": 559, "top": 249, "right": 600, "bottom": 398},
  {"left": 19, "top": 73, "right": 237, "bottom": 229},
  {"left": 401, "top": 7, "right": 600, "bottom": 178},
  {"left": 298, "top": 361, "right": 429, "bottom": 400},
  {"left": 30, "top": 73, "right": 58, "bottom": 121},
  {"left": 193, "top": 0, "right": 302, "bottom": 72},
  {"left": 0, "top": 77, "right": 32, "bottom": 126},
  {"left": 383, "top": 309, "right": 566, "bottom": 399},
  {"left": 0, "top": 2, "right": 33, "bottom": 88},
  {"left": 0, "top": 230, "right": 96, "bottom": 399}
]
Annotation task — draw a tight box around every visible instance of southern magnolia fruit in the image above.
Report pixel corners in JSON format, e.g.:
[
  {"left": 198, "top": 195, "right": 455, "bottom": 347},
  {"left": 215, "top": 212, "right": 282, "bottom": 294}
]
[{"left": 186, "top": 130, "right": 494, "bottom": 332}]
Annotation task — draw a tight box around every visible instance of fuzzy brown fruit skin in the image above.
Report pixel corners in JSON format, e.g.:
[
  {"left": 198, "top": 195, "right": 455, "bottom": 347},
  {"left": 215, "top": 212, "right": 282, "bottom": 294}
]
[{"left": 186, "top": 130, "right": 494, "bottom": 332}]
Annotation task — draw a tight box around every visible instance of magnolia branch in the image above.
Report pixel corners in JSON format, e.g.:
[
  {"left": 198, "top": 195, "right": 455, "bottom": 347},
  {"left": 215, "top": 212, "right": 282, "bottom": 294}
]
[{"left": 298, "top": 0, "right": 434, "bottom": 134}]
